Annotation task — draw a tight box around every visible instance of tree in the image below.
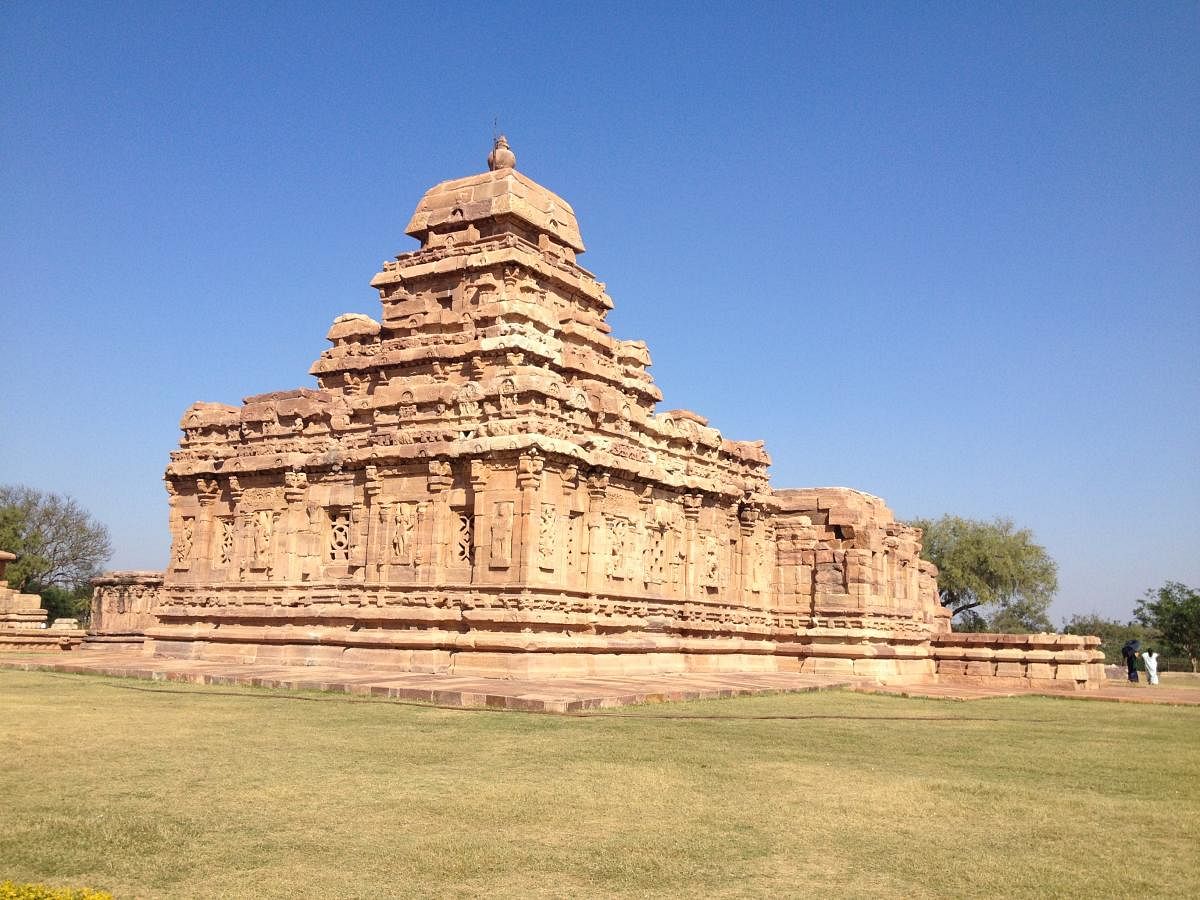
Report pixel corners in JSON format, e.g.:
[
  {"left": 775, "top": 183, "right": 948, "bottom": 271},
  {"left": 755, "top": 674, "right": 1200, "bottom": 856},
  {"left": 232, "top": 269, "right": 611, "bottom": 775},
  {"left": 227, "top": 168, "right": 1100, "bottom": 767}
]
[
  {"left": 0, "top": 484, "right": 112, "bottom": 594},
  {"left": 37, "top": 583, "right": 95, "bottom": 624},
  {"left": 1135, "top": 582, "right": 1200, "bottom": 673},
  {"left": 910, "top": 515, "right": 1057, "bottom": 632},
  {"left": 1061, "top": 613, "right": 1150, "bottom": 664}
]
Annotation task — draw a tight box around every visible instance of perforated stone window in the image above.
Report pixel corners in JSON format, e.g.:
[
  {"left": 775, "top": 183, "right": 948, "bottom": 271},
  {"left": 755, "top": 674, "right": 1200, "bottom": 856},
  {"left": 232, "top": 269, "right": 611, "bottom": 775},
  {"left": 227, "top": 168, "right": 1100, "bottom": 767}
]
[
  {"left": 328, "top": 508, "right": 352, "bottom": 562},
  {"left": 455, "top": 512, "right": 474, "bottom": 565},
  {"left": 646, "top": 527, "right": 666, "bottom": 584},
  {"left": 217, "top": 517, "right": 234, "bottom": 567}
]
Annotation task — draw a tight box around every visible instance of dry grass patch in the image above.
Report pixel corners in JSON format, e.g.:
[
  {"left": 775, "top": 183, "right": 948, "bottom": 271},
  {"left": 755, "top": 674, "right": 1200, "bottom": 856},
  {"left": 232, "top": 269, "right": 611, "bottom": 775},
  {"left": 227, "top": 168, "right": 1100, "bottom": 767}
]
[{"left": 1, "top": 670, "right": 1197, "bottom": 898}]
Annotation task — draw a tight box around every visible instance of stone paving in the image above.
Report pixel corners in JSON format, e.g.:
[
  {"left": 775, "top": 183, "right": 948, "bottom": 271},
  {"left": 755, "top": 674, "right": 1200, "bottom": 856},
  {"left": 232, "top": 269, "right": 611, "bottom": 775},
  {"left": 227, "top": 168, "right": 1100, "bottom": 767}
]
[{"left": 1, "top": 649, "right": 1195, "bottom": 712}]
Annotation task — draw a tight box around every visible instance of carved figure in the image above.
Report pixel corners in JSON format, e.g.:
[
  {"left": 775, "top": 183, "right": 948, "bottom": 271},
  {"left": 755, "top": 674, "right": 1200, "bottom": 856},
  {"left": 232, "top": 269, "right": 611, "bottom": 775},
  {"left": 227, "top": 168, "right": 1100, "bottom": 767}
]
[
  {"left": 174, "top": 518, "right": 194, "bottom": 565},
  {"left": 392, "top": 504, "right": 417, "bottom": 563},
  {"left": 457, "top": 382, "right": 482, "bottom": 417},
  {"left": 703, "top": 534, "right": 721, "bottom": 584},
  {"left": 499, "top": 379, "right": 517, "bottom": 415},
  {"left": 608, "top": 517, "right": 629, "bottom": 579},
  {"left": 253, "top": 511, "right": 274, "bottom": 566},
  {"left": 218, "top": 518, "right": 234, "bottom": 567},
  {"left": 538, "top": 504, "right": 557, "bottom": 566},
  {"left": 491, "top": 501, "right": 514, "bottom": 566}
]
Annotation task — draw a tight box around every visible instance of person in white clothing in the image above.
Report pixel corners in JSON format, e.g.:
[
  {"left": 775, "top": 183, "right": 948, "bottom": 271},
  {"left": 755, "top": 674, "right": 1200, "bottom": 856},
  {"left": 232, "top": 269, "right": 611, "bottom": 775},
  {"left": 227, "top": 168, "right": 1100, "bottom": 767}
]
[{"left": 1142, "top": 649, "right": 1160, "bottom": 685}]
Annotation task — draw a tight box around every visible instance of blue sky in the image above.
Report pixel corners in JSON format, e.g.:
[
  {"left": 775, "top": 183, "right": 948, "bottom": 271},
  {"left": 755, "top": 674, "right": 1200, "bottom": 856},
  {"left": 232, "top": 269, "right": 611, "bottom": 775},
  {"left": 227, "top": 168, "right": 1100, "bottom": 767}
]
[{"left": 2, "top": 2, "right": 1196, "bottom": 623}]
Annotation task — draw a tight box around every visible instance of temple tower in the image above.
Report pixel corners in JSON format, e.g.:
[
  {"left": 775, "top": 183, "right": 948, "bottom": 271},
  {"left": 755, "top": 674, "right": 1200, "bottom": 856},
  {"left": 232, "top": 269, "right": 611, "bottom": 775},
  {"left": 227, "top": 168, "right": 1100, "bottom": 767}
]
[{"left": 153, "top": 138, "right": 955, "bottom": 679}]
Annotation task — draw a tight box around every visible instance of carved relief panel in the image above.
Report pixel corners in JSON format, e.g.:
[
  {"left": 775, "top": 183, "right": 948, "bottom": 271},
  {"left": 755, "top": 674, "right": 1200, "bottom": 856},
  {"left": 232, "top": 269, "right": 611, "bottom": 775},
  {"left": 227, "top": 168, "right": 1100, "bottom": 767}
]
[
  {"left": 252, "top": 510, "right": 276, "bottom": 570},
  {"left": 607, "top": 515, "right": 631, "bottom": 580},
  {"left": 214, "top": 517, "right": 235, "bottom": 570},
  {"left": 537, "top": 503, "right": 557, "bottom": 572},
  {"left": 490, "top": 501, "right": 515, "bottom": 568},
  {"left": 388, "top": 503, "right": 417, "bottom": 565},
  {"left": 701, "top": 532, "right": 722, "bottom": 589},
  {"left": 173, "top": 516, "right": 195, "bottom": 571}
]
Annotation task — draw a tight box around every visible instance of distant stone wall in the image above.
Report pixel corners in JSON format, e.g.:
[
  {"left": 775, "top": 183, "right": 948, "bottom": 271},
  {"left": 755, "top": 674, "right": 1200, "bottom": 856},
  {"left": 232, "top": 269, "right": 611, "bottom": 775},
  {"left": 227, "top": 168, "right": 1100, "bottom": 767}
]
[
  {"left": 89, "top": 571, "right": 163, "bottom": 644},
  {"left": 932, "top": 633, "right": 1105, "bottom": 690}
]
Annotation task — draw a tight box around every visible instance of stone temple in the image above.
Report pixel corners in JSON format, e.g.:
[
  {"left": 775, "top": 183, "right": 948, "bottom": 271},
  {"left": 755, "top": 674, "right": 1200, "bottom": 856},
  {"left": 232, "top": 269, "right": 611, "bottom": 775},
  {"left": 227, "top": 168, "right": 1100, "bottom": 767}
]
[{"left": 88, "top": 138, "right": 1103, "bottom": 687}]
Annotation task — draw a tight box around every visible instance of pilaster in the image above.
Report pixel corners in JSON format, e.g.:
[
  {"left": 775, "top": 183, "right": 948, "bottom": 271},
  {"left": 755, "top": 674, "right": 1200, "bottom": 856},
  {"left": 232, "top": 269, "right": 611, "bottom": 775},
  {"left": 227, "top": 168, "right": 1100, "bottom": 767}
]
[
  {"left": 283, "top": 470, "right": 308, "bottom": 582},
  {"left": 516, "top": 449, "right": 545, "bottom": 583},
  {"left": 425, "top": 457, "right": 453, "bottom": 584},
  {"left": 584, "top": 469, "right": 609, "bottom": 593}
]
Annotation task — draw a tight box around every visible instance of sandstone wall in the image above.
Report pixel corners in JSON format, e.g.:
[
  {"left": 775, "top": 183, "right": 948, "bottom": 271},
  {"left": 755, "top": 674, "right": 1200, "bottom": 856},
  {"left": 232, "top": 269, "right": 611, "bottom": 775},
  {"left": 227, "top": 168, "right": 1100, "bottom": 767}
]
[
  {"left": 87, "top": 571, "right": 162, "bottom": 648},
  {"left": 932, "top": 632, "right": 1104, "bottom": 690}
]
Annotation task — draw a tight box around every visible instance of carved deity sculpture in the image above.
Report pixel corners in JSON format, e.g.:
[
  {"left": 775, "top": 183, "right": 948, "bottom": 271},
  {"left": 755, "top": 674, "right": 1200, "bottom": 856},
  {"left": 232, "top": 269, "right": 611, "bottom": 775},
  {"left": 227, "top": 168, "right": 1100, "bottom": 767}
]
[
  {"left": 608, "top": 517, "right": 629, "bottom": 579},
  {"left": 499, "top": 379, "right": 517, "bottom": 415},
  {"left": 703, "top": 534, "right": 721, "bottom": 585},
  {"left": 253, "top": 510, "right": 274, "bottom": 566},
  {"left": 174, "top": 518, "right": 194, "bottom": 566},
  {"left": 491, "top": 501, "right": 514, "bottom": 566},
  {"left": 538, "top": 503, "right": 557, "bottom": 567},
  {"left": 392, "top": 503, "right": 417, "bottom": 563}
]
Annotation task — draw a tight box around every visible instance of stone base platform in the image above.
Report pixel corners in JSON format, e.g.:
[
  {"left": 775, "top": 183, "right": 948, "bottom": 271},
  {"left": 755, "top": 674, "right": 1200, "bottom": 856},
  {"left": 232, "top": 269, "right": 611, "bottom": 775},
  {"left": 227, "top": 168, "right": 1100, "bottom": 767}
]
[
  {"left": 82, "top": 633, "right": 148, "bottom": 652},
  {"left": 3, "top": 648, "right": 1195, "bottom": 710},
  {"left": 0, "top": 628, "right": 86, "bottom": 652},
  {"left": 0, "top": 649, "right": 853, "bottom": 713}
]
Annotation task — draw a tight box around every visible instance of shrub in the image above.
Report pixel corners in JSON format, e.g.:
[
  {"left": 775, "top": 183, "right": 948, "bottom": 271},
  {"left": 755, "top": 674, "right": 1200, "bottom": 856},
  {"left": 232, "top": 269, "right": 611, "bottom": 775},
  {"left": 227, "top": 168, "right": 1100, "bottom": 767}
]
[{"left": 0, "top": 882, "right": 113, "bottom": 900}]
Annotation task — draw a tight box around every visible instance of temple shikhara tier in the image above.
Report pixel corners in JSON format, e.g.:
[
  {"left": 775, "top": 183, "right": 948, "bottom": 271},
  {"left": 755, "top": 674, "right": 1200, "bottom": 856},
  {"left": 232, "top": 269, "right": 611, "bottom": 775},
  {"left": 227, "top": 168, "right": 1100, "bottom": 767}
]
[{"left": 86, "top": 138, "right": 1102, "bottom": 686}]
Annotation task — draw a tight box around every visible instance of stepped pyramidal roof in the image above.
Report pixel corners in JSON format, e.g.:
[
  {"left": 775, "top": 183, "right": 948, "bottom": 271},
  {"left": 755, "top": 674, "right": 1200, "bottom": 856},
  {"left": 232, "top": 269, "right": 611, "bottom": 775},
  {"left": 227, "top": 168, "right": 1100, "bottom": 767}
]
[{"left": 172, "top": 136, "right": 772, "bottom": 503}]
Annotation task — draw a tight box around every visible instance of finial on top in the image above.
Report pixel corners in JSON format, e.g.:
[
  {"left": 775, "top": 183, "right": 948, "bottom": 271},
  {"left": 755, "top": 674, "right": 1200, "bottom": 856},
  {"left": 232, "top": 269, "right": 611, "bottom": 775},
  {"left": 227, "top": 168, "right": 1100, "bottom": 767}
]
[{"left": 488, "top": 135, "right": 516, "bottom": 171}]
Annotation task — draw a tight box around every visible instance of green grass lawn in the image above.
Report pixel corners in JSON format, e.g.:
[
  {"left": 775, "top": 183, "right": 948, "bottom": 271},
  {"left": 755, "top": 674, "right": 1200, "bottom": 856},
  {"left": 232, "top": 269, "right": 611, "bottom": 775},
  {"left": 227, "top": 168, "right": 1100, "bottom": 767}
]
[{"left": 2, "top": 670, "right": 1197, "bottom": 899}]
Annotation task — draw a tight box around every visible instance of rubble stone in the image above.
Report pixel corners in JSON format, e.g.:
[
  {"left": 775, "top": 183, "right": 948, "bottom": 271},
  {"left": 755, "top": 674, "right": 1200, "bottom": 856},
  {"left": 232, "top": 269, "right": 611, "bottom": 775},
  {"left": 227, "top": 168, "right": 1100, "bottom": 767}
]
[{"left": 0, "top": 550, "right": 85, "bottom": 651}]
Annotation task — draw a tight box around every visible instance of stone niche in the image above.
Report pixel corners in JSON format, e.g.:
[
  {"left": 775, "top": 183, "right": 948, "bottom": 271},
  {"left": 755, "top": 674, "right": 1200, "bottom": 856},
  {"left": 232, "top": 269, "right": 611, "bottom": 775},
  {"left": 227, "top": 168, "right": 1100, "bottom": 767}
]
[{"left": 110, "top": 138, "right": 1100, "bottom": 686}]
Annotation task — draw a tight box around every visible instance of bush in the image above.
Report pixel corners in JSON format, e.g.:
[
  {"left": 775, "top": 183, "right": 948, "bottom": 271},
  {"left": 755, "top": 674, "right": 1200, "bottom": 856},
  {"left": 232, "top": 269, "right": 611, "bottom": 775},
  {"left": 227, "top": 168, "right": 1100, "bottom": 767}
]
[{"left": 0, "top": 883, "right": 112, "bottom": 900}]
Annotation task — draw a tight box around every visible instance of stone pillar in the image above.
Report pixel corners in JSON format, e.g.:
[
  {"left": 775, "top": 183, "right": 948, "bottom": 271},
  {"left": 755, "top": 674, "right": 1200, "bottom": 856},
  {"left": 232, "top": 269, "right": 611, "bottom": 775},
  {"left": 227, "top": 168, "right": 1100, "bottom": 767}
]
[
  {"left": 584, "top": 469, "right": 609, "bottom": 593},
  {"left": 365, "top": 467, "right": 383, "bottom": 584},
  {"left": 374, "top": 499, "right": 392, "bottom": 583},
  {"left": 516, "top": 449, "right": 545, "bottom": 583},
  {"left": 229, "top": 477, "right": 249, "bottom": 582},
  {"left": 734, "top": 501, "right": 753, "bottom": 607},
  {"left": 560, "top": 464, "right": 583, "bottom": 586},
  {"left": 283, "top": 471, "right": 308, "bottom": 582},
  {"left": 468, "top": 459, "right": 490, "bottom": 581},
  {"left": 682, "top": 493, "right": 701, "bottom": 599},
  {"left": 194, "top": 477, "right": 221, "bottom": 582},
  {"left": 425, "top": 457, "right": 453, "bottom": 584},
  {"left": 637, "top": 487, "right": 653, "bottom": 590},
  {"left": 357, "top": 465, "right": 379, "bottom": 580}
]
